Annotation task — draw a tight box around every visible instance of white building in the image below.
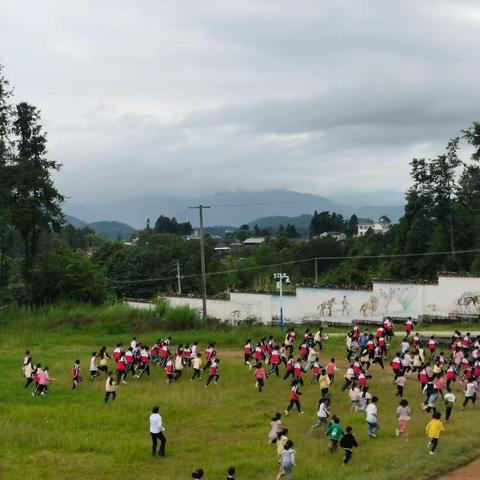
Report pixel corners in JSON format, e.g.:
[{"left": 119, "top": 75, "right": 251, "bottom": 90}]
[
  {"left": 357, "top": 219, "right": 391, "bottom": 236},
  {"left": 243, "top": 237, "right": 266, "bottom": 245}
]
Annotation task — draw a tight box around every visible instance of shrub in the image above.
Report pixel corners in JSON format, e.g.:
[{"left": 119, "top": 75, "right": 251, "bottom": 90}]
[
  {"left": 163, "top": 304, "right": 200, "bottom": 330},
  {"left": 154, "top": 296, "right": 170, "bottom": 317}
]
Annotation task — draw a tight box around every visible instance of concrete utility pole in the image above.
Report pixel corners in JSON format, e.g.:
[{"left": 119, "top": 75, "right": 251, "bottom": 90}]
[
  {"left": 314, "top": 258, "right": 318, "bottom": 283},
  {"left": 189, "top": 205, "right": 210, "bottom": 317},
  {"left": 176, "top": 261, "right": 182, "bottom": 295}
]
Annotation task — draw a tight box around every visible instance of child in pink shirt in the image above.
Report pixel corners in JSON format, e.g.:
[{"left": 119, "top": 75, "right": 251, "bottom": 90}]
[
  {"left": 255, "top": 363, "right": 267, "bottom": 392},
  {"left": 34, "top": 367, "right": 55, "bottom": 396},
  {"left": 396, "top": 399, "right": 411, "bottom": 439},
  {"left": 268, "top": 412, "right": 283, "bottom": 443}
]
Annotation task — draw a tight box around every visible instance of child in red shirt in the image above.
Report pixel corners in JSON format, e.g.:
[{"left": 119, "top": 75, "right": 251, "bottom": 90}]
[
  {"left": 205, "top": 358, "right": 220, "bottom": 387},
  {"left": 310, "top": 358, "right": 322, "bottom": 384},
  {"left": 285, "top": 379, "right": 304, "bottom": 415},
  {"left": 255, "top": 362, "right": 267, "bottom": 392},
  {"left": 326, "top": 359, "right": 337, "bottom": 384},
  {"left": 72, "top": 360, "right": 82, "bottom": 390}
]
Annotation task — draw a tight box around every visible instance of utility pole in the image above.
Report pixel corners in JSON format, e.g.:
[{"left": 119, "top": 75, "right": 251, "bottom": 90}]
[
  {"left": 189, "top": 205, "right": 210, "bottom": 317},
  {"left": 314, "top": 258, "right": 318, "bottom": 284},
  {"left": 449, "top": 212, "right": 455, "bottom": 260},
  {"left": 176, "top": 261, "right": 182, "bottom": 295},
  {"left": 273, "top": 272, "right": 290, "bottom": 332}
]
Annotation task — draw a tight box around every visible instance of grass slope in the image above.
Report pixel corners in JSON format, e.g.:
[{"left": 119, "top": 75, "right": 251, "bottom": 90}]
[{"left": 0, "top": 306, "right": 479, "bottom": 479}]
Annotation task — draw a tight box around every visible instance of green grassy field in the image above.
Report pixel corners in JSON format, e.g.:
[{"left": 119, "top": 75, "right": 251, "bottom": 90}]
[{"left": 0, "top": 305, "right": 479, "bottom": 479}]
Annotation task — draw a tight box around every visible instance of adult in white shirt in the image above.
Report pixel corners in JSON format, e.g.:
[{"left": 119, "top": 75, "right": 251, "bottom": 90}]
[
  {"left": 149, "top": 406, "right": 166, "bottom": 456},
  {"left": 365, "top": 396, "right": 380, "bottom": 438},
  {"left": 131, "top": 337, "right": 137, "bottom": 350}
]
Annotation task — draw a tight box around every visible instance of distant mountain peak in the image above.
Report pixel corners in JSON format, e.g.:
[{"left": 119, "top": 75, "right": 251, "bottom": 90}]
[{"left": 64, "top": 189, "right": 404, "bottom": 229}]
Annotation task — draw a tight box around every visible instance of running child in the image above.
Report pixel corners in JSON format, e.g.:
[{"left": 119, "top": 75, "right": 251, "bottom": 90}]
[
  {"left": 461, "top": 379, "right": 477, "bottom": 410},
  {"left": 90, "top": 352, "right": 100, "bottom": 381},
  {"left": 312, "top": 397, "right": 330, "bottom": 431},
  {"left": 116, "top": 351, "right": 128, "bottom": 385},
  {"left": 319, "top": 369, "right": 331, "bottom": 397},
  {"left": 165, "top": 356, "right": 176, "bottom": 384},
  {"left": 268, "top": 346, "right": 282, "bottom": 376},
  {"left": 34, "top": 366, "right": 54, "bottom": 396},
  {"left": 268, "top": 412, "right": 283, "bottom": 444},
  {"left": 276, "top": 429, "right": 289, "bottom": 459},
  {"left": 255, "top": 362, "right": 267, "bottom": 392},
  {"left": 72, "top": 360, "right": 82, "bottom": 390},
  {"left": 98, "top": 346, "right": 111, "bottom": 373},
  {"left": 310, "top": 358, "right": 322, "bottom": 384},
  {"left": 339, "top": 426, "right": 358, "bottom": 465},
  {"left": 136, "top": 346, "right": 152, "bottom": 378},
  {"left": 444, "top": 391, "right": 456, "bottom": 421},
  {"left": 394, "top": 371, "right": 406, "bottom": 398},
  {"left": 277, "top": 439, "right": 296, "bottom": 480},
  {"left": 205, "top": 358, "right": 220, "bottom": 386},
  {"left": 293, "top": 358, "right": 305, "bottom": 385},
  {"left": 105, "top": 371, "right": 116, "bottom": 402},
  {"left": 191, "top": 353, "right": 202, "bottom": 380},
  {"left": 395, "top": 399, "right": 411, "bottom": 438},
  {"left": 243, "top": 339, "right": 253, "bottom": 368},
  {"left": 446, "top": 362, "right": 457, "bottom": 392},
  {"left": 326, "top": 358, "right": 338, "bottom": 384},
  {"left": 283, "top": 355, "right": 294, "bottom": 380},
  {"left": 425, "top": 412, "right": 445, "bottom": 455},
  {"left": 326, "top": 416, "right": 345, "bottom": 453},
  {"left": 285, "top": 379, "right": 304, "bottom": 415}
]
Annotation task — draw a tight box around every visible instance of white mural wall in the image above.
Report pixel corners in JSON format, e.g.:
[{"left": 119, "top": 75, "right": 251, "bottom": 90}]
[{"left": 130, "top": 275, "right": 480, "bottom": 324}]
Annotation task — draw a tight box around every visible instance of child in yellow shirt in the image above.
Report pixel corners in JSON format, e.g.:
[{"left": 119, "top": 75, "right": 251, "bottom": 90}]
[{"left": 425, "top": 412, "right": 445, "bottom": 455}]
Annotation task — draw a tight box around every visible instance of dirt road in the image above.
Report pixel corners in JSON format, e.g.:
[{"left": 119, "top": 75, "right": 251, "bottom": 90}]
[{"left": 438, "top": 458, "right": 480, "bottom": 479}]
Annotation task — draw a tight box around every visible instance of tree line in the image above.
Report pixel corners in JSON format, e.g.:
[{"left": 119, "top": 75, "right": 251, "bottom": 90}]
[{"left": 2, "top": 59, "right": 480, "bottom": 305}]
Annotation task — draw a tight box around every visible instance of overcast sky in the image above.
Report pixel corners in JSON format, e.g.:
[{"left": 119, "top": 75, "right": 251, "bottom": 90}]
[{"left": 2, "top": 0, "right": 480, "bottom": 206}]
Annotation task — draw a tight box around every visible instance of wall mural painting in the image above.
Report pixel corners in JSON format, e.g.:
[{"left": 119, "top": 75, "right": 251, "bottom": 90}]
[{"left": 454, "top": 292, "right": 480, "bottom": 313}]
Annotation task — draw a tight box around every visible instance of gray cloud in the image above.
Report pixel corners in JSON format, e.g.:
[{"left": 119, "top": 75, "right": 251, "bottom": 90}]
[{"left": 1, "top": 0, "right": 480, "bottom": 209}]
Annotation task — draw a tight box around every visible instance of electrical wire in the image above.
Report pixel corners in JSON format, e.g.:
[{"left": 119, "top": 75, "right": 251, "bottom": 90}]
[{"left": 109, "top": 247, "right": 480, "bottom": 285}]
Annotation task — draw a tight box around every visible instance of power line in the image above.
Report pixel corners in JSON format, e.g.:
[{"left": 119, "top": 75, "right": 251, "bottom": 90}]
[{"left": 110, "top": 247, "right": 480, "bottom": 285}]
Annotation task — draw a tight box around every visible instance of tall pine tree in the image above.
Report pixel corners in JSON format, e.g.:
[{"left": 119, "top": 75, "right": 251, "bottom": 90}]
[{"left": 10, "top": 102, "right": 64, "bottom": 302}]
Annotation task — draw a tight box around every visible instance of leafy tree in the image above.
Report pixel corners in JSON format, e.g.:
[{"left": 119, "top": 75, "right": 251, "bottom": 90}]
[
  {"left": 0, "top": 65, "right": 13, "bottom": 290},
  {"left": 9, "top": 102, "right": 64, "bottom": 302},
  {"left": 463, "top": 122, "right": 480, "bottom": 161},
  {"left": 285, "top": 223, "right": 299, "bottom": 238},
  {"left": 347, "top": 214, "right": 358, "bottom": 236},
  {"left": 154, "top": 215, "right": 192, "bottom": 235},
  {"left": 33, "top": 245, "right": 108, "bottom": 304},
  {"left": 310, "top": 211, "right": 346, "bottom": 236},
  {"left": 234, "top": 224, "right": 251, "bottom": 241}
]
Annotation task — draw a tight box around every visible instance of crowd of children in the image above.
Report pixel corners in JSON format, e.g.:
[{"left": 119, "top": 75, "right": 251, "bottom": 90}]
[
  {"left": 22, "top": 336, "right": 224, "bottom": 402},
  {"left": 250, "top": 320, "right": 480, "bottom": 475},
  {"left": 22, "top": 351, "right": 55, "bottom": 396},
  {"left": 20, "top": 319, "right": 480, "bottom": 477}
]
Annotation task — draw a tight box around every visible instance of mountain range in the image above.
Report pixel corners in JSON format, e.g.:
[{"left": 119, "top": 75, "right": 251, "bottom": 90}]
[
  {"left": 65, "top": 190, "right": 404, "bottom": 229},
  {"left": 65, "top": 216, "right": 137, "bottom": 241}
]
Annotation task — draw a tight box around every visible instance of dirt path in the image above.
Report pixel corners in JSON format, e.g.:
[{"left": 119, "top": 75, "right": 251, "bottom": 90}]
[{"left": 438, "top": 458, "right": 480, "bottom": 479}]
